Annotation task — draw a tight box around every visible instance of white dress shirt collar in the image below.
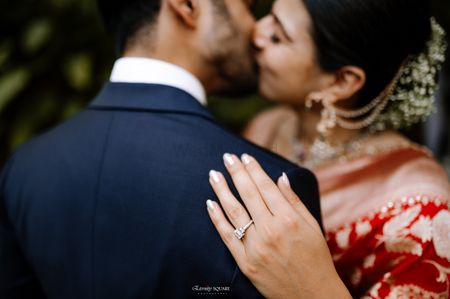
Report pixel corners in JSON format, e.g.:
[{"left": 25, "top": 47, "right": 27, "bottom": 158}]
[{"left": 110, "top": 57, "right": 207, "bottom": 106}]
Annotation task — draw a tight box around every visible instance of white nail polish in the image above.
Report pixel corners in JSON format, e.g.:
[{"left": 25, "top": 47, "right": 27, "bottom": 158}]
[
  {"left": 209, "top": 170, "right": 220, "bottom": 183},
  {"left": 223, "top": 153, "right": 235, "bottom": 166},
  {"left": 241, "top": 153, "right": 252, "bottom": 165},
  {"left": 282, "top": 172, "right": 290, "bottom": 187},
  {"left": 206, "top": 199, "right": 216, "bottom": 211}
]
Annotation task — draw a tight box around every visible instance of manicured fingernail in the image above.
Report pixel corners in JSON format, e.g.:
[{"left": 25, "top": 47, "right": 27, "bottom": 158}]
[
  {"left": 206, "top": 199, "right": 216, "bottom": 211},
  {"left": 223, "top": 153, "right": 235, "bottom": 167},
  {"left": 282, "top": 172, "right": 290, "bottom": 187},
  {"left": 209, "top": 170, "right": 220, "bottom": 184},
  {"left": 241, "top": 153, "right": 252, "bottom": 165}
]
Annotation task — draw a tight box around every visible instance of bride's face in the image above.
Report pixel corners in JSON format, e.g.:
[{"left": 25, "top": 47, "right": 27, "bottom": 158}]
[{"left": 253, "top": 0, "right": 327, "bottom": 104}]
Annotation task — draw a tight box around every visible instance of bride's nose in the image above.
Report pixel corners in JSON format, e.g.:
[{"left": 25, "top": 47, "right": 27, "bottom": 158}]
[{"left": 252, "top": 16, "right": 272, "bottom": 50}]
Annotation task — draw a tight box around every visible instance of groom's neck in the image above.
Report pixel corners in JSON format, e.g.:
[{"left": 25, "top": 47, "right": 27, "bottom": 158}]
[{"left": 122, "top": 46, "right": 224, "bottom": 96}]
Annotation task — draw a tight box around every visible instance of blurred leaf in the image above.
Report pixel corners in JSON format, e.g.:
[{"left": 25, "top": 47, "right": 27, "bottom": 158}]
[
  {"left": 64, "top": 53, "right": 92, "bottom": 91},
  {"left": 21, "top": 19, "right": 53, "bottom": 54},
  {"left": 11, "top": 121, "right": 33, "bottom": 151},
  {"left": 50, "top": 0, "right": 73, "bottom": 9},
  {"left": 0, "top": 68, "right": 30, "bottom": 112},
  {"left": 36, "top": 93, "right": 59, "bottom": 119},
  {"left": 0, "top": 41, "right": 12, "bottom": 68},
  {"left": 62, "top": 99, "right": 84, "bottom": 119},
  {"left": 78, "top": 0, "right": 96, "bottom": 15}
]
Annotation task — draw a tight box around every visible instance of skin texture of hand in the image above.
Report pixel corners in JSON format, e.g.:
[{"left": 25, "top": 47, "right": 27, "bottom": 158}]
[{"left": 206, "top": 153, "right": 352, "bottom": 299}]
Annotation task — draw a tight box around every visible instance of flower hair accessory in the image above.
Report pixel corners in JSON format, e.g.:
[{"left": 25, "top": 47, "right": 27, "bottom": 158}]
[
  {"left": 371, "top": 17, "right": 448, "bottom": 131},
  {"left": 314, "top": 18, "right": 448, "bottom": 135}
]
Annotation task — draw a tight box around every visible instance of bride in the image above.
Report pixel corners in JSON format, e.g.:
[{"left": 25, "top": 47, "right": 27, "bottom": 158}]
[{"left": 205, "top": 0, "right": 450, "bottom": 298}]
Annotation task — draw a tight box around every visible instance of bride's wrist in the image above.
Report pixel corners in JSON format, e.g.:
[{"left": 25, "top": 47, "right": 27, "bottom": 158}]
[
  {"left": 320, "top": 274, "right": 352, "bottom": 299},
  {"left": 276, "top": 272, "right": 351, "bottom": 299}
]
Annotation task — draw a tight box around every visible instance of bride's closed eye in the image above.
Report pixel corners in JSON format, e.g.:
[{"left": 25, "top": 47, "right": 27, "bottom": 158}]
[
  {"left": 271, "top": 34, "right": 281, "bottom": 44},
  {"left": 268, "top": 23, "right": 286, "bottom": 44},
  {"left": 268, "top": 18, "right": 291, "bottom": 45}
]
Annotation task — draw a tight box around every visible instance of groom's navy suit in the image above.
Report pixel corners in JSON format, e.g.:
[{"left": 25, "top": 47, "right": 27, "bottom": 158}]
[{"left": 0, "top": 82, "right": 321, "bottom": 298}]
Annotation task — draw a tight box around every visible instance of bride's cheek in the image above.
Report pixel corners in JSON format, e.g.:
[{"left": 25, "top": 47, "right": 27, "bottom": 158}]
[{"left": 265, "top": 50, "right": 285, "bottom": 73}]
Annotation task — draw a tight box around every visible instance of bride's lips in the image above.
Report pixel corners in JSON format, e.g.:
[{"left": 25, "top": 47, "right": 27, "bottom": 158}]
[
  {"left": 254, "top": 51, "right": 266, "bottom": 71},
  {"left": 249, "top": 48, "right": 261, "bottom": 75},
  {"left": 255, "top": 59, "right": 268, "bottom": 82}
]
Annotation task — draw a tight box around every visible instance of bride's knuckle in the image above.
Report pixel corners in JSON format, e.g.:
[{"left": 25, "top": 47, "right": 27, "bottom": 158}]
[
  {"left": 281, "top": 214, "right": 299, "bottom": 230},
  {"left": 289, "top": 194, "right": 301, "bottom": 204},
  {"left": 227, "top": 165, "right": 240, "bottom": 176},
  {"left": 228, "top": 205, "right": 244, "bottom": 220},
  {"left": 253, "top": 247, "right": 270, "bottom": 264},
  {"left": 245, "top": 160, "right": 258, "bottom": 172},
  {"left": 258, "top": 180, "right": 272, "bottom": 192},
  {"left": 222, "top": 229, "right": 234, "bottom": 244},
  {"left": 242, "top": 263, "right": 258, "bottom": 277},
  {"left": 261, "top": 227, "right": 280, "bottom": 246},
  {"left": 241, "top": 186, "right": 258, "bottom": 199}
]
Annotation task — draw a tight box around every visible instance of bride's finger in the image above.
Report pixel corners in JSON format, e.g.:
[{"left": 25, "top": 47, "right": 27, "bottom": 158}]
[
  {"left": 206, "top": 200, "right": 248, "bottom": 266},
  {"left": 209, "top": 170, "right": 255, "bottom": 233},
  {"left": 240, "top": 154, "right": 292, "bottom": 215},
  {"left": 222, "top": 154, "right": 271, "bottom": 220},
  {"left": 277, "top": 174, "right": 322, "bottom": 234}
]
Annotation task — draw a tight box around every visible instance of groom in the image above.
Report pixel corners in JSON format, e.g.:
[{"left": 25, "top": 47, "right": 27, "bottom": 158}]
[{"left": 0, "top": 0, "right": 321, "bottom": 298}]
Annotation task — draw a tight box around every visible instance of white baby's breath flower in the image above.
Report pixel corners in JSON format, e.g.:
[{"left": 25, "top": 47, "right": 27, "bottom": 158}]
[{"left": 370, "top": 18, "right": 447, "bottom": 131}]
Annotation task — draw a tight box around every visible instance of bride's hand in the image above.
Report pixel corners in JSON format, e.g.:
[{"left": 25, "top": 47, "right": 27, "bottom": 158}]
[{"left": 206, "top": 153, "right": 351, "bottom": 299}]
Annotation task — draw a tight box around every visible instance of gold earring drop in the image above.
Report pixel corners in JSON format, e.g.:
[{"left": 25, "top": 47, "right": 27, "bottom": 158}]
[
  {"left": 316, "top": 97, "right": 337, "bottom": 137},
  {"left": 305, "top": 94, "right": 322, "bottom": 110}
]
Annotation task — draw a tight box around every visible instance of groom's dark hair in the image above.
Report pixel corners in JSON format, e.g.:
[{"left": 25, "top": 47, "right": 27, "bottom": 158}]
[
  {"left": 98, "top": 0, "right": 229, "bottom": 56},
  {"left": 97, "top": 0, "right": 163, "bottom": 55}
]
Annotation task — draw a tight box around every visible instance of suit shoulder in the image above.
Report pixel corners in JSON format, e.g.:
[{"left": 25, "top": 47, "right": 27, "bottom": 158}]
[
  {"left": 197, "top": 117, "right": 303, "bottom": 171},
  {"left": 6, "top": 110, "right": 110, "bottom": 170}
]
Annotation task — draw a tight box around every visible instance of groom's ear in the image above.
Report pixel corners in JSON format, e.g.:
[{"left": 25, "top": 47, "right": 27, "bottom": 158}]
[{"left": 167, "top": 0, "right": 199, "bottom": 28}]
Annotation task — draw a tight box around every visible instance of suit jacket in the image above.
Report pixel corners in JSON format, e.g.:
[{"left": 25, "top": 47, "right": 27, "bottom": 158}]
[{"left": 0, "top": 82, "right": 322, "bottom": 298}]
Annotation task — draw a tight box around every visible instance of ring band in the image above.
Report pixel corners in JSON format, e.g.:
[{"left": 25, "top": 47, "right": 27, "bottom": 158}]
[{"left": 234, "top": 220, "right": 254, "bottom": 240}]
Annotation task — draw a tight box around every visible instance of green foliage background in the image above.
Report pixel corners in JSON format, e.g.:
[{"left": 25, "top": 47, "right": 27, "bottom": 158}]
[{"left": 1, "top": 0, "right": 449, "bottom": 166}]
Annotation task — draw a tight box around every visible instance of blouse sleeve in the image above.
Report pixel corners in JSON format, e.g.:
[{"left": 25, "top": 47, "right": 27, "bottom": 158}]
[{"left": 326, "top": 196, "right": 450, "bottom": 299}]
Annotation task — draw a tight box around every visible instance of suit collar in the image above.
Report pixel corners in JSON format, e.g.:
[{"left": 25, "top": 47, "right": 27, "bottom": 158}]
[
  {"left": 88, "top": 82, "right": 214, "bottom": 120},
  {"left": 110, "top": 58, "right": 207, "bottom": 106}
]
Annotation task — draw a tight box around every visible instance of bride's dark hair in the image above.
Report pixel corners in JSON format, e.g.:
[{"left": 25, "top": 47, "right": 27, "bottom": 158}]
[{"left": 303, "top": 0, "right": 432, "bottom": 106}]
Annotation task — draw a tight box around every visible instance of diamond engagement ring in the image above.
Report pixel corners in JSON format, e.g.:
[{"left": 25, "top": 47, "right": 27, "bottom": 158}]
[{"left": 234, "top": 220, "right": 254, "bottom": 240}]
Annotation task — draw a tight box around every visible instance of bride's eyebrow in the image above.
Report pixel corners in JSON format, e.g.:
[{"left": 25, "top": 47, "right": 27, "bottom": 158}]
[{"left": 271, "top": 11, "right": 293, "bottom": 42}]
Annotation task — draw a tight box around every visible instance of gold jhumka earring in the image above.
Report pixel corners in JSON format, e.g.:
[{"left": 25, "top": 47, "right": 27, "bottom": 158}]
[{"left": 313, "top": 64, "right": 405, "bottom": 136}]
